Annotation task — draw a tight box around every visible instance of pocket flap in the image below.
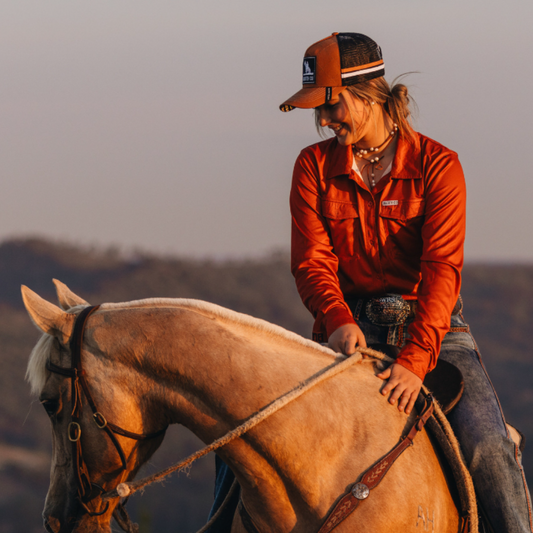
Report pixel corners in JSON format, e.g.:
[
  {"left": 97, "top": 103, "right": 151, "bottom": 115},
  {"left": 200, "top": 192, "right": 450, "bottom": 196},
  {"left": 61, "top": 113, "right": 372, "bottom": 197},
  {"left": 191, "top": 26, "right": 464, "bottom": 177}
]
[{"left": 321, "top": 200, "right": 359, "bottom": 220}]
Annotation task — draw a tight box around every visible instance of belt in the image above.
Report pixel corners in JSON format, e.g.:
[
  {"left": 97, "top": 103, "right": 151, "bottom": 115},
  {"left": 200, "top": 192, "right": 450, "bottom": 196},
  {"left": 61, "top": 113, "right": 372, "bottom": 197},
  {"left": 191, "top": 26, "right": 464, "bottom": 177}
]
[{"left": 349, "top": 294, "right": 462, "bottom": 327}]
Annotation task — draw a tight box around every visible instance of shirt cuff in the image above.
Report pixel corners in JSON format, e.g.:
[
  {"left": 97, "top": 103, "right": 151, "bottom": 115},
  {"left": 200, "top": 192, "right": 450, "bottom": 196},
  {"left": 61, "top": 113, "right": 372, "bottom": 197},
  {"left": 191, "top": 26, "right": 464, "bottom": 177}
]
[
  {"left": 324, "top": 305, "right": 356, "bottom": 338},
  {"left": 394, "top": 343, "right": 431, "bottom": 381}
]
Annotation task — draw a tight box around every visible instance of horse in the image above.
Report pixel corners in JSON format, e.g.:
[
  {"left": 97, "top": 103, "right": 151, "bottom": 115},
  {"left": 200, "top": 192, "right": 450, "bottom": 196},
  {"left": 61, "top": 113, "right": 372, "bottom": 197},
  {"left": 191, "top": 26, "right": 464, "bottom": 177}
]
[{"left": 23, "top": 280, "right": 467, "bottom": 533}]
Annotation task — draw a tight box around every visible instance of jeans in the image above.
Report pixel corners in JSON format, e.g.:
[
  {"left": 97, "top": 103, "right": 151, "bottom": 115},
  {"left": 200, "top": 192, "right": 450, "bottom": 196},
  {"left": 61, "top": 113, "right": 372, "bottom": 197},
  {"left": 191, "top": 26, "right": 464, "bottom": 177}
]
[
  {"left": 355, "top": 307, "right": 533, "bottom": 533},
  {"left": 207, "top": 308, "right": 533, "bottom": 533}
]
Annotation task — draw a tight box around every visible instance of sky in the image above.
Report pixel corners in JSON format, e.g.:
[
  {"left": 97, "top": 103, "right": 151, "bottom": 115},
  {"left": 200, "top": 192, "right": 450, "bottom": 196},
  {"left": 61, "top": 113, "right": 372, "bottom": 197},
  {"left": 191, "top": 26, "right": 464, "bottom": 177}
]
[{"left": 0, "top": 0, "right": 532, "bottom": 261}]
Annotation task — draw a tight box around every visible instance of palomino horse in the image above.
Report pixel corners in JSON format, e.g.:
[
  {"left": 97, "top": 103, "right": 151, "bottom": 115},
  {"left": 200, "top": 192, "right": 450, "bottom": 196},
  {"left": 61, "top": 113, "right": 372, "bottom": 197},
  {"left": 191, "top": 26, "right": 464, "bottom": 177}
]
[{"left": 24, "top": 280, "right": 464, "bottom": 533}]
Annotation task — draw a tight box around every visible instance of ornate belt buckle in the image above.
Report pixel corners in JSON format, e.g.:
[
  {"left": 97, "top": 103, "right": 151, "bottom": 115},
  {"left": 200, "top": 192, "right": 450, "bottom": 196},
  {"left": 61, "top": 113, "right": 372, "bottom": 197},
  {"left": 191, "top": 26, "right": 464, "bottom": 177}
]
[{"left": 365, "top": 295, "right": 410, "bottom": 326}]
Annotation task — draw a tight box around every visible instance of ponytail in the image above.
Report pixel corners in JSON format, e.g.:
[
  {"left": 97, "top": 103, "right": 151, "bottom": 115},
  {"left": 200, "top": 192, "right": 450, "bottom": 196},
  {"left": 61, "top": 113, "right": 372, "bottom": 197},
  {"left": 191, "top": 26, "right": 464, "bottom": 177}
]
[{"left": 345, "top": 74, "right": 418, "bottom": 143}]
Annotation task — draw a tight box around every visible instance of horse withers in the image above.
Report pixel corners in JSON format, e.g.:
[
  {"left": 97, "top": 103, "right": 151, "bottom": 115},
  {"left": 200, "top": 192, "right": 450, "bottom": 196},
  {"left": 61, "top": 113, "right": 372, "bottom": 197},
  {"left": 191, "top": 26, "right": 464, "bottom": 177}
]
[{"left": 23, "top": 280, "right": 464, "bottom": 533}]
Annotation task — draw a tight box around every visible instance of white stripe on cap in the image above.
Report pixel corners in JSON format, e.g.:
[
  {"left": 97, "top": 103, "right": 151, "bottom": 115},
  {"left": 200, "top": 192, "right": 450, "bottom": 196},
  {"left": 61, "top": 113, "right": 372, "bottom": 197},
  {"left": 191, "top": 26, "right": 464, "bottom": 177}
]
[{"left": 341, "top": 64, "right": 385, "bottom": 80}]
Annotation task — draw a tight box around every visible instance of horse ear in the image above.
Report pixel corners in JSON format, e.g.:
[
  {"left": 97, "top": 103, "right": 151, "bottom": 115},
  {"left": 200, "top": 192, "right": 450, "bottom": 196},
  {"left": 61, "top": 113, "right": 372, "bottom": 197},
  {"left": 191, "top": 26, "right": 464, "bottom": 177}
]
[
  {"left": 21, "top": 285, "right": 76, "bottom": 344},
  {"left": 53, "top": 279, "right": 89, "bottom": 310}
]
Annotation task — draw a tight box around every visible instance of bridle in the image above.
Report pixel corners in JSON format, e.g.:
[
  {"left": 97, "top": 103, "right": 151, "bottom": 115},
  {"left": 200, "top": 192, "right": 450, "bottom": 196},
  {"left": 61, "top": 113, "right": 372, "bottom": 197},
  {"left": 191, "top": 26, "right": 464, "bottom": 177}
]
[{"left": 46, "top": 305, "right": 167, "bottom": 522}]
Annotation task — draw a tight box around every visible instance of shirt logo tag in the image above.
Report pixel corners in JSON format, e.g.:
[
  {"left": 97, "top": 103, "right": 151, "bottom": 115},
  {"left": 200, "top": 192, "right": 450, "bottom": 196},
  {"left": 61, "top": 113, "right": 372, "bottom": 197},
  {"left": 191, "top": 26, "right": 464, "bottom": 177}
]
[
  {"left": 382, "top": 200, "right": 399, "bottom": 206},
  {"left": 302, "top": 57, "right": 316, "bottom": 84}
]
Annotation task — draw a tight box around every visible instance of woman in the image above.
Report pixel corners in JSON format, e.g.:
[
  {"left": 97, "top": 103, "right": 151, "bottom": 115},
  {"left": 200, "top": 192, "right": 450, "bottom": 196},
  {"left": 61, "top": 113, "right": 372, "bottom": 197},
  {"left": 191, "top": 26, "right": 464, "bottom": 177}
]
[{"left": 280, "top": 32, "right": 532, "bottom": 532}]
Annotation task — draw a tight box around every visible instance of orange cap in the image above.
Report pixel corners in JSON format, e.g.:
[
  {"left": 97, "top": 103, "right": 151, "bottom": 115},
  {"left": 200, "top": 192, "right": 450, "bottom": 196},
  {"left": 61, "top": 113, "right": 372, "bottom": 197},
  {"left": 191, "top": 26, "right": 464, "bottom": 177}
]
[{"left": 280, "top": 33, "right": 385, "bottom": 112}]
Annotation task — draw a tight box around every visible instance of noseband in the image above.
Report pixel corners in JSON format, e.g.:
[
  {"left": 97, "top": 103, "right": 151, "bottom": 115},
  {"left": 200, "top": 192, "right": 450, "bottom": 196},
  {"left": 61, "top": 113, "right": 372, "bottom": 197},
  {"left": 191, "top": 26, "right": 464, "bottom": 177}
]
[{"left": 46, "top": 305, "right": 167, "bottom": 519}]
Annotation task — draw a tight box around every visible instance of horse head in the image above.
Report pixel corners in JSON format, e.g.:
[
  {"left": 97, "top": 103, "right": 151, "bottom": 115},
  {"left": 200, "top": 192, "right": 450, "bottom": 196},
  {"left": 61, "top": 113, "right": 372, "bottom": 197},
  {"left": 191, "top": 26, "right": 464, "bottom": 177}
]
[{"left": 23, "top": 281, "right": 166, "bottom": 533}]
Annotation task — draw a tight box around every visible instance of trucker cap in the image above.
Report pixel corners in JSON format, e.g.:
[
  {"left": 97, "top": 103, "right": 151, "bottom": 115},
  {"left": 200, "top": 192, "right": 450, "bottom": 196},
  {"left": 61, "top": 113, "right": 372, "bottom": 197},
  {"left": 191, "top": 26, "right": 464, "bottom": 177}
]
[{"left": 280, "top": 33, "right": 385, "bottom": 112}]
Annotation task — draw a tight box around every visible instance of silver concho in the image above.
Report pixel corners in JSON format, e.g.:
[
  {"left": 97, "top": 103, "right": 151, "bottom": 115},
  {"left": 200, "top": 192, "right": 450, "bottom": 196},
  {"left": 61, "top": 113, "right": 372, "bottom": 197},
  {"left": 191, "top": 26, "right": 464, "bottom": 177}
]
[
  {"left": 365, "top": 295, "right": 410, "bottom": 326},
  {"left": 352, "top": 482, "right": 370, "bottom": 500}
]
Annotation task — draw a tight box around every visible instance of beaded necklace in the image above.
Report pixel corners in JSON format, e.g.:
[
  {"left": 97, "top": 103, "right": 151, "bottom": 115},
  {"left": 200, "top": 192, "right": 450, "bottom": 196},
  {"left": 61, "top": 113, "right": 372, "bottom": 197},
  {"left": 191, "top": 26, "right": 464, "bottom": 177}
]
[{"left": 353, "top": 124, "right": 398, "bottom": 187}]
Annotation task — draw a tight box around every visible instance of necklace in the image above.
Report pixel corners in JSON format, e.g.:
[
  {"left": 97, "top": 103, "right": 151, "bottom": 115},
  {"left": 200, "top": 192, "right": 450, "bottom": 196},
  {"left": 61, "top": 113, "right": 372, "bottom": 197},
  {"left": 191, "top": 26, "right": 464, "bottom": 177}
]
[{"left": 353, "top": 124, "right": 398, "bottom": 187}]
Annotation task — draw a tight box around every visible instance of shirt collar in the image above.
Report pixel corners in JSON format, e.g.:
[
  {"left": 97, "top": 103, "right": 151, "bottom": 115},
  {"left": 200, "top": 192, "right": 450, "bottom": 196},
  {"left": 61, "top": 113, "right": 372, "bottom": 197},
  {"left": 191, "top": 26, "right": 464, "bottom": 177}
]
[
  {"left": 391, "top": 133, "right": 422, "bottom": 180},
  {"left": 325, "top": 132, "right": 422, "bottom": 180}
]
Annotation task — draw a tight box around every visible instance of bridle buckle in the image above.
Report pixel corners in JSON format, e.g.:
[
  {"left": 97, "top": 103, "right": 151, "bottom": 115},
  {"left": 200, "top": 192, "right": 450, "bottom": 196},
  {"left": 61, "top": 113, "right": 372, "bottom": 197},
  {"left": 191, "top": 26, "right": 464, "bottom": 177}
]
[
  {"left": 68, "top": 422, "right": 82, "bottom": 442},
  {"left": 93, "top": 412, "right": 108, "bottom": 429}
]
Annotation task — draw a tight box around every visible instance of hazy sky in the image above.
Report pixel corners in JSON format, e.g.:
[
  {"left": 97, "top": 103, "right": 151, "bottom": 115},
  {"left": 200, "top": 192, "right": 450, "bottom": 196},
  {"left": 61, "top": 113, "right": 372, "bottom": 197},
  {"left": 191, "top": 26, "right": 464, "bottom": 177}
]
[{"left": 1, "top": 0, "right": 532, "bottom": 260}]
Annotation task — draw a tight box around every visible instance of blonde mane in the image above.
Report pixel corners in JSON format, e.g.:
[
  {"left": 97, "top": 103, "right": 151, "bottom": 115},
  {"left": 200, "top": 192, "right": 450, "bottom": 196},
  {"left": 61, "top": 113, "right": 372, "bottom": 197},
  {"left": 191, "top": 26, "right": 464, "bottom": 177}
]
[
  {"left": 27, "top": 298, "right": 338, "bottom": 395},
  {"left": 100, "top": 297, "right": 338, "bottom": 356}
]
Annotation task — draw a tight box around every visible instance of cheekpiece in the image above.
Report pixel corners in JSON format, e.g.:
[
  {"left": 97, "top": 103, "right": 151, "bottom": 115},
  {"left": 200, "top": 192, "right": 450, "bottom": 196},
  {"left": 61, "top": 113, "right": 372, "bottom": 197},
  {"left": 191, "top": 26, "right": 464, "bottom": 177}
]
[
  {"left": 365, "top": 295, "right": 410, "bottom": 326},
  {"left": 352, "top": 482, "right": 370, "bottom": 500}
]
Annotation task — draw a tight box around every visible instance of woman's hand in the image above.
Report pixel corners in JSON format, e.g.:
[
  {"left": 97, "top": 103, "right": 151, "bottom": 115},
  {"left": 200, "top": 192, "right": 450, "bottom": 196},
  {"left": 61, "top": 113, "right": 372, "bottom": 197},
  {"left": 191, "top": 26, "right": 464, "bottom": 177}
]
[
  {"left": 377, "top": 363, "right": 422, "bottom": 415},
  {"left": 328, "top": 323, "right": 367, "bottom": 355}
]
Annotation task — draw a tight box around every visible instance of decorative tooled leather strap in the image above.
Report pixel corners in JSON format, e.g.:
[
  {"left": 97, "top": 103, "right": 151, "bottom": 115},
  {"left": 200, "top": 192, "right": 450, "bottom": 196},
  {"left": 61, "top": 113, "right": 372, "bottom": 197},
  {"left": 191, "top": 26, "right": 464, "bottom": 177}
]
[
  {"left": 236, "top": 395, "right": 435, "bottom": 533},
  {"left": 317, "top": 394, "right": 435, "bottom": 533}
]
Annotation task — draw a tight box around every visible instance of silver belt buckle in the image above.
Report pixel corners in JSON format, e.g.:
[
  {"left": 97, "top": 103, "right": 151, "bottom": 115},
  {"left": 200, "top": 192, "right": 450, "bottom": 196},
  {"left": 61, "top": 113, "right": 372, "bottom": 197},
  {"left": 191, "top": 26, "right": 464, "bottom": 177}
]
[{"left": 365, "top": 295, "right": 410, "bottom": 326}]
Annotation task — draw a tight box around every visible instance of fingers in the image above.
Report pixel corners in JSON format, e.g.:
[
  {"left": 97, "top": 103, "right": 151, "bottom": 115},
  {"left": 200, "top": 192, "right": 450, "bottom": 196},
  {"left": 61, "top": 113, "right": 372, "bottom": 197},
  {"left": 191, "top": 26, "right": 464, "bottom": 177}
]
[
  {"left": 377, "top": 367, "right": 391, "bottom": 380},
  {"left": 379, "top": 364, "right": 422, "bottom": 414},
  {"left": 357, "top": 331, "right": 367, "bottom": 348},
  {"left": 405, "top": 392, "right": 418, "bottom": 415},
  {"left": 381, "top": 374, "right": 397, "bottom": 396},
  {"left": 327, "top": 324, "right": 366, "bottom": 356},
  {"left": 342, "top": 337, "right": 357, "bottom": 356}
]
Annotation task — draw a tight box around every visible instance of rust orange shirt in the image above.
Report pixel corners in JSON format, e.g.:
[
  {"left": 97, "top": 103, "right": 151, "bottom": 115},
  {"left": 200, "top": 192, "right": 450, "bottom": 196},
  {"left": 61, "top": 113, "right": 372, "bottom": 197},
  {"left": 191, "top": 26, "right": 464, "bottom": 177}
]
[{"left": 290, "top": 132, "right": 466, "bottom": 380}]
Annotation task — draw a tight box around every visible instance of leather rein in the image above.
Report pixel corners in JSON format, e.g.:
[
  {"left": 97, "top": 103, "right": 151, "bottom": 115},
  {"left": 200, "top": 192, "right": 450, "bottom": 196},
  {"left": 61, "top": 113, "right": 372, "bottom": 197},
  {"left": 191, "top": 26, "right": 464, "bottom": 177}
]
[{"left": 45, "top": 305, "right": 167, "bottom": 521}]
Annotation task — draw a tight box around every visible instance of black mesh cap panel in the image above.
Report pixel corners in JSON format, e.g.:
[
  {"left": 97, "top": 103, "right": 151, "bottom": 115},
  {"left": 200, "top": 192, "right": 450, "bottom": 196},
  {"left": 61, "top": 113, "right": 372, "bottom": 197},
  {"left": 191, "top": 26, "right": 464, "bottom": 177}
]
[{"left": 337, "top": 33, "right": 385, "bottom": 86}]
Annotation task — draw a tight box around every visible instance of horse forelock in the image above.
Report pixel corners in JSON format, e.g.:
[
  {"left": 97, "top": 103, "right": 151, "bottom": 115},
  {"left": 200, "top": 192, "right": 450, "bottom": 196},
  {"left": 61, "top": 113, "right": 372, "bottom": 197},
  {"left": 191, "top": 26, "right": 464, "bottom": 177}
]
[
  {"left": 26, "top": 334, "right": 54, "bottom": 395},
  {"left": 100, "top": 298, "right": 339, "bottom": 360},
  {"left": 25, "top": 304, "right": 89, "bottom": 396}
]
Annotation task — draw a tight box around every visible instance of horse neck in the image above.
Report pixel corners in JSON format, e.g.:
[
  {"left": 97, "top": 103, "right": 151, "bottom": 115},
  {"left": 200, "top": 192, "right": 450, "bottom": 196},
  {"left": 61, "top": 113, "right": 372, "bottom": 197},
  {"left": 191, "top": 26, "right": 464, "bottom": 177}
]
[
  {"left": 89, "top": 306, "right": 405, "bottom": 525},
  {"left": 91, "top": 305, "right": 344, "bottom": 434}
]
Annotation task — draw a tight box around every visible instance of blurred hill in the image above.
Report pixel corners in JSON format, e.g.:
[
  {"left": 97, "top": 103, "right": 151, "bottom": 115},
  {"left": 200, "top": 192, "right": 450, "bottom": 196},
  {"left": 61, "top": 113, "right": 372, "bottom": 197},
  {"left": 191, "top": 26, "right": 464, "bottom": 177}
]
[{"left": 1, "top": 237, "right": 532, "bottom": 532}]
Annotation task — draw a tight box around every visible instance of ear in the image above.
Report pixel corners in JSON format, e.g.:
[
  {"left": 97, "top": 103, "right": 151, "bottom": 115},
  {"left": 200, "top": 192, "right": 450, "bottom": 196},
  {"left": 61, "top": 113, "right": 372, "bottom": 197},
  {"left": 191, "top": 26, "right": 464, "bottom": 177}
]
[
  {"left": 21, "top": 285, "right": 77, "bottom": 344},
  {"left": 53, "top": 279, "right": 89, "bottom": 310}
]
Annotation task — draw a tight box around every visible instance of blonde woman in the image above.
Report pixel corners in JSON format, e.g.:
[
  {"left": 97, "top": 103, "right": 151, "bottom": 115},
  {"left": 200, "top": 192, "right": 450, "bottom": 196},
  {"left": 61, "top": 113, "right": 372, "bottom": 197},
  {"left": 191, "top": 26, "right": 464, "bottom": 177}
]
[{"left": 281, "top": 32, "right": 531, "bottom": 533}]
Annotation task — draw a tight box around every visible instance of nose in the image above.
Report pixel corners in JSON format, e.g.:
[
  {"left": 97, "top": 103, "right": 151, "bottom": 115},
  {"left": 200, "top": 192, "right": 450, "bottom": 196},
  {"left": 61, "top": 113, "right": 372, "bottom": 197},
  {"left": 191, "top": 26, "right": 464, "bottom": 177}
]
[
  {"left": 43, "top": 516, "right": 58, "bottom": 533},
  {"left": 317, "top": 108, "right": 330, "bottom": 127}
]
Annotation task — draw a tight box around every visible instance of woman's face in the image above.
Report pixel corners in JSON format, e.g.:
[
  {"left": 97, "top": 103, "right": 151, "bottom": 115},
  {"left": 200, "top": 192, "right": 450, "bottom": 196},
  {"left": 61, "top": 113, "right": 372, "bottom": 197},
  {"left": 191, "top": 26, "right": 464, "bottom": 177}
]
[{"left": 315, "top": 93, "right": 368, "bottom": 146}]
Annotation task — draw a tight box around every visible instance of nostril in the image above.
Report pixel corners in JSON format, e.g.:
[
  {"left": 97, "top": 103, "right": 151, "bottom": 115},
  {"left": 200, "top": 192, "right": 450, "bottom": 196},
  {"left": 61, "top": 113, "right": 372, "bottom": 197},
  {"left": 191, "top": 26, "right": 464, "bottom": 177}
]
[{"left": 43, "top": 516, "right": 59, "bottom": 533}]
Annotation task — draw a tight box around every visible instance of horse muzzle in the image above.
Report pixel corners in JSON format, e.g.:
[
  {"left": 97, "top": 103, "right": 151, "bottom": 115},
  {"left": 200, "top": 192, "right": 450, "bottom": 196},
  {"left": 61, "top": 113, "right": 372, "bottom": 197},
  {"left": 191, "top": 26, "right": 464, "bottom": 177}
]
[{"left": 43, "top": 516, "right": 59, "bottom": 533}]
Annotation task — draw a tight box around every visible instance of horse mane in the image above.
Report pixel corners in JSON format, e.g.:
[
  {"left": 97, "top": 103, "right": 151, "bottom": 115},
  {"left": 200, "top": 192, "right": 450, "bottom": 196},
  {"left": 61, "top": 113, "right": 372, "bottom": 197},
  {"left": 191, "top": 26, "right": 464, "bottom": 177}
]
[
  {"left": 26, "top": 298, "right": 339, "bottom": 396},
  {"left": 100, "top": 298, "right": 338, "bottom": 358}
]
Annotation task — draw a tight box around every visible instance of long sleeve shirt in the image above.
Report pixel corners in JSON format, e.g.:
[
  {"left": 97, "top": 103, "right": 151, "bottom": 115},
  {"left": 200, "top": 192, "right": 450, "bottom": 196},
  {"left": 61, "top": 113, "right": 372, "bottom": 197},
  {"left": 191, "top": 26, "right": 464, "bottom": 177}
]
[{"left": 290, "top": 132, "right": 466, "bottom": 380}]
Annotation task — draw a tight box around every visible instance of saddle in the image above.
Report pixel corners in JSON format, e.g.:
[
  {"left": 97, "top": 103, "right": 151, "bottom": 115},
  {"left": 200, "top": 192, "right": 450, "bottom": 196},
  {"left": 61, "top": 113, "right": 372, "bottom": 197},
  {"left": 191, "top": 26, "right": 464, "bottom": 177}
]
[{"left": 369, "top": 343, "right": 464, "bottom": 414}]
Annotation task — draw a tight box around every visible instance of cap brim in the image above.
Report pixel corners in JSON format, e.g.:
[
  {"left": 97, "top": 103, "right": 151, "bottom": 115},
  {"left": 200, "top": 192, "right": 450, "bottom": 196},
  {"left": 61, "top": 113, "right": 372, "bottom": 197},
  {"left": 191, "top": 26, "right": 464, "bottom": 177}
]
[{"left": 279, "top": 86, "right": 346, "bottom": 112}]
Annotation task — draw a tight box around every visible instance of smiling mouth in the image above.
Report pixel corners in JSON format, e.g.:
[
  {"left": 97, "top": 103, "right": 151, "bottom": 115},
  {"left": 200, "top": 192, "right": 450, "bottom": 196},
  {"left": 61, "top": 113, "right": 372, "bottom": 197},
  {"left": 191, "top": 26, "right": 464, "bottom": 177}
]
[{"left": 330, "top": 125, "right": 343, "bottom": 134}]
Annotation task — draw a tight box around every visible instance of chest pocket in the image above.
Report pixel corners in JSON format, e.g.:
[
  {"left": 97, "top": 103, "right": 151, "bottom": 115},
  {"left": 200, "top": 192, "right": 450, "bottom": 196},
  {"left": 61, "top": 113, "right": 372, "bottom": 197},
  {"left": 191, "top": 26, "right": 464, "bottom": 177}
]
[
  {"left": 321, "top": 200, "right": 359, "bottom": 220},
  {"left": 379, "top": 199, "right": 425, "bottom": 222},
  {"left": 321, "top": 200, "right": 360, "bottom": 257}
]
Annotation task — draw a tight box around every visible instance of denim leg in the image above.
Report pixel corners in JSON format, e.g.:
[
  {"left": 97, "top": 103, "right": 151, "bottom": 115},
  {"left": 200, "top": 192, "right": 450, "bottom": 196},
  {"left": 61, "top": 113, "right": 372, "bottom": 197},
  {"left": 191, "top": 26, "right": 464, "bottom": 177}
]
[
  {"left": 439, "top": 340, "right": 533, "bottom": 533},
  {"left": 205, "top": 456, "right": 240, "bottom": 533}
]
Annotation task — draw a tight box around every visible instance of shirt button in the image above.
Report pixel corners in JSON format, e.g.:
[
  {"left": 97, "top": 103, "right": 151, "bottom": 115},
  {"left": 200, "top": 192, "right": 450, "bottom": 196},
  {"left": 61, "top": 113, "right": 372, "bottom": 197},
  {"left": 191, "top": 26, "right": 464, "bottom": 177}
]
[{"left": 367, "top": 201, "right": 373, "bottom": 208}]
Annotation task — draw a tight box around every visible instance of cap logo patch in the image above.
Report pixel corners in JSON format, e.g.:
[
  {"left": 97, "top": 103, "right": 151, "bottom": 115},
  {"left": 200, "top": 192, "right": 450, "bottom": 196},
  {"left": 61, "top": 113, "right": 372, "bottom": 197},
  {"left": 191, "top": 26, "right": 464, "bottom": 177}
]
[{"left": 302, "top": 57, "right": 316, "bottom": 84}]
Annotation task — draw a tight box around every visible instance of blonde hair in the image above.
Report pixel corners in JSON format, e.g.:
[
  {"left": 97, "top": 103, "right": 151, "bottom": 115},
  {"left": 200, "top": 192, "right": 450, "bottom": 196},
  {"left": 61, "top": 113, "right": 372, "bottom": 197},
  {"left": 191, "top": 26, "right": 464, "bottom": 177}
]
[{"left": 315, "top": 75, "right": 418, "bottom": 143}]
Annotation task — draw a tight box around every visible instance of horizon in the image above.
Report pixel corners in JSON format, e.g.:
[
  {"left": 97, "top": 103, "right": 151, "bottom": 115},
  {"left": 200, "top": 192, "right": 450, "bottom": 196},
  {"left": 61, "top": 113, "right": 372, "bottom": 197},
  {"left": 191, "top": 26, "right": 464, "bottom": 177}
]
[{"left": 1, "top": 0, "right": 531, "bottom": 261}]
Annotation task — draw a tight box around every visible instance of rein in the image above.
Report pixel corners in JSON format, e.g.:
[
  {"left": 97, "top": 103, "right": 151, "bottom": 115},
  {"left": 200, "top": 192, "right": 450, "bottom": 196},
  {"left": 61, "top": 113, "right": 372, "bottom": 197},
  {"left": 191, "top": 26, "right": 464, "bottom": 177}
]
[
  {"left": 101, "top": 347, "right": 387, "bottom": 504},
  {"left": 46, "top": 306, "right": 167, "bottom": 527}
]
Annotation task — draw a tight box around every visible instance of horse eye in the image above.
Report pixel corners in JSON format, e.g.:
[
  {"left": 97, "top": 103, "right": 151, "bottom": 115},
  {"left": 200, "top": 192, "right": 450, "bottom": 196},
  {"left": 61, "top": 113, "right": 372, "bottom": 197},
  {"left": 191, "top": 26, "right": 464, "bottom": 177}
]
[{"left": 41, "top": 399, "right": 60, "bottom": 417}]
